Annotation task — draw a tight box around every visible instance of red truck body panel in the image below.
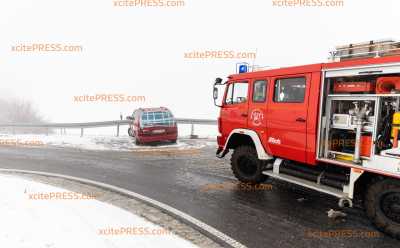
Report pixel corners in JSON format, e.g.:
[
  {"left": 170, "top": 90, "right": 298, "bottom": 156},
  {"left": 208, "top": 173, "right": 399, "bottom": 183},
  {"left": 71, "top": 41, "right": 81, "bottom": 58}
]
[{"left": 218, "top": 55, "right": 400, "bottom": 165}]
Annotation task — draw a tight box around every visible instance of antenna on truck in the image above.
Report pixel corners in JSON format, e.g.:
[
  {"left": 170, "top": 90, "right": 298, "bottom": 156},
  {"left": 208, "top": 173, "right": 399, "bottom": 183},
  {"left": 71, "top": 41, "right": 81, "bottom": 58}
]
[{"left": 250, "top": 48, "right": 258, "bottom": 72}]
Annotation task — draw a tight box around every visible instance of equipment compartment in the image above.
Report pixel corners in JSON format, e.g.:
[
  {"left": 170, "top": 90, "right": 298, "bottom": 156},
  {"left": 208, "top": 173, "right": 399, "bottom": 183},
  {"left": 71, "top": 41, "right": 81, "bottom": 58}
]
[{"left": 318, "top": 71, "right": 400, "bottom": 167}]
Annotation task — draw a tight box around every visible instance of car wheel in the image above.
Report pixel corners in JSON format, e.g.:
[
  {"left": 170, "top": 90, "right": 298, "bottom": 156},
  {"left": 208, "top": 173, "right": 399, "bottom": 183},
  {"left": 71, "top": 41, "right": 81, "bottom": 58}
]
[
  {"left": 128, "top": 128, "right": 134, "bottom": 137},
  {"left": 365, "top": 178, "right": 400, "bottom": 239},
  {"left": 231, "top": 145, "right": 268, "bottom": 184}
]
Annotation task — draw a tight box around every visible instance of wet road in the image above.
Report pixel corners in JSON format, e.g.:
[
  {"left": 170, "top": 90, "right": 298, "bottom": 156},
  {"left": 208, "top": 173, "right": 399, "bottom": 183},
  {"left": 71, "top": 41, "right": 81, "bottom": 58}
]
[{"left": 0, "top": 143, "right": 399, "bottom": 248}]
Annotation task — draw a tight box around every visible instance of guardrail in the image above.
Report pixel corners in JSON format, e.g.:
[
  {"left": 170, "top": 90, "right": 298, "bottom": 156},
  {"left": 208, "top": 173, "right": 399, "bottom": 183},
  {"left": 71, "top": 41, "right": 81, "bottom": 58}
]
[{"left": 0, "top": 118, "right": 217, "bottom": 138}]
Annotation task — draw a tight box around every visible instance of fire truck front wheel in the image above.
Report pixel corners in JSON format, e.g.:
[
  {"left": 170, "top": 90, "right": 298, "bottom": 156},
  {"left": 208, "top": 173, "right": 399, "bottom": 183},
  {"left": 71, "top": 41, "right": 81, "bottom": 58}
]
[
  {"left": 231, "top": 146, "right": 268, "bottom": 184},
  {"left": 365, "top": 178, "right": 400, "bottom": 239}
]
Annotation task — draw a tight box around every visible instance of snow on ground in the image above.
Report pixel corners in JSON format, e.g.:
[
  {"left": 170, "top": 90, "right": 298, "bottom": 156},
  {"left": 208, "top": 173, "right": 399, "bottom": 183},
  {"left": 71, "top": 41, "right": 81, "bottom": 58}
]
[
  {"left": 0, "top": 124, "right": 217, "bottom": 152},
  {"left": 0, "top": 174, "right": 198, "bottom": 248},
  {"left": 46, "top": 124, "right": 218, "bottom": 139},
  {"left": 0, "top": 134, "right": 217, "bottom": 152}
]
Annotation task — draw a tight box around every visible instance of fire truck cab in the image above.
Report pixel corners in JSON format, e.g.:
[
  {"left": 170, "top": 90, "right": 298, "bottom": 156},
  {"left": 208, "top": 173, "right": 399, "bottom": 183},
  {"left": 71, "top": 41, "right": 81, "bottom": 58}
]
[{"left": 213, "top": 40, "right": 400, "bottom": 239}]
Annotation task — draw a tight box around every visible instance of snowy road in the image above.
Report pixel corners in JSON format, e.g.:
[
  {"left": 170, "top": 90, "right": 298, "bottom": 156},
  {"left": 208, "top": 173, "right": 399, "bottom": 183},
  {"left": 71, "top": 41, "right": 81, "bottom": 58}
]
[
  {"left": 0, "top": 174, "right": 198, "bottom": 248},
  {"left": 0, "top": 141, "right": 399, "bottom": 248}
]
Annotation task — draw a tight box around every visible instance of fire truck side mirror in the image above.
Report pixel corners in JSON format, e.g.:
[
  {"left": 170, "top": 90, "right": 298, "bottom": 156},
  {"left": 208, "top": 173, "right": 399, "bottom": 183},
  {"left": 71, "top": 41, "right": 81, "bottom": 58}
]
[
  {"left": 215, "top": 78, "right": 223, "bottom": 85},
  {"left": 213, "top": 87, "right": 219, "bottom": 100},
  {"left": 213, "top": 78, "right": 225, "bottom": 107}
]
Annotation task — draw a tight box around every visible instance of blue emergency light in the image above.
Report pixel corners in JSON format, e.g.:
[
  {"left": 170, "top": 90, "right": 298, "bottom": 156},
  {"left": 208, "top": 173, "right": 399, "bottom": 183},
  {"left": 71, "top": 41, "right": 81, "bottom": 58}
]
[
  {"left": 239, "top": 65, "right": 248, "bottom": 73},
  {"left": 237, "top": 63, "right": 249, "bottom": 74}
]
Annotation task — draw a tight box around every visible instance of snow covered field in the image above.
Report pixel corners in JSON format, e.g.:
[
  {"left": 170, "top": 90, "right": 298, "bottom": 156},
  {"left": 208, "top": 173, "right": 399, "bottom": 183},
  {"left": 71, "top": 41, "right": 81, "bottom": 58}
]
[
  {"left": 0, "top": 124, "right": 217, "bottom": 152},
  {"left": 0, "top": 134, "right": 216, "bottom": 152},
  {"left": 47, "top": 124, "right": 218, "bottom": 139},
  {"left": 0, "top": 174, "right": 198, "bottom": 248}
]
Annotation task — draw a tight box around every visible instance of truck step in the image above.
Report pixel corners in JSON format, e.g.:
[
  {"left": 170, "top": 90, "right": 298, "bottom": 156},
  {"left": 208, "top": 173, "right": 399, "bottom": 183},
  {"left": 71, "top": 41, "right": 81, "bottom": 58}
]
[
  {"left": 281, "top": 161, "right": 349, "bottom": 184},
  {"left": 262, "top": 170, "right": 346, "bottom": 198},
  {"left": 279, "top": 166, "right": 345, "bottom": 189}
]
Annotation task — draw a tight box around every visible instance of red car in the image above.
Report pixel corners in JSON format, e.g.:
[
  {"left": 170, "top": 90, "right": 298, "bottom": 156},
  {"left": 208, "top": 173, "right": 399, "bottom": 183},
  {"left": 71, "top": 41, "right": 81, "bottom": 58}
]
[{"left": 128, "top": 107, "right": 178, "bottom": 145}]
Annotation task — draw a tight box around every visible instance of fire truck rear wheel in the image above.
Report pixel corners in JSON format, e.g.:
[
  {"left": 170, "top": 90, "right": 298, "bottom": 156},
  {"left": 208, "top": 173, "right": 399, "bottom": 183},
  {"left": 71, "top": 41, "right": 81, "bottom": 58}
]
[
  {"left": 365, "top": 178, "right": 400, "bottom": 239},
  {"left": 231, "top": 146, "right": 268, "bottom": 184}
]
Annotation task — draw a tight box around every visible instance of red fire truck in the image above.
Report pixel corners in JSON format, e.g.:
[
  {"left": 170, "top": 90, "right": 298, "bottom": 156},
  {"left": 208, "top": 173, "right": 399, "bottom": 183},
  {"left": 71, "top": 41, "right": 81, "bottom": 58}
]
[{"left": 213, "top": 40, "right": 400, "bottom": 238}]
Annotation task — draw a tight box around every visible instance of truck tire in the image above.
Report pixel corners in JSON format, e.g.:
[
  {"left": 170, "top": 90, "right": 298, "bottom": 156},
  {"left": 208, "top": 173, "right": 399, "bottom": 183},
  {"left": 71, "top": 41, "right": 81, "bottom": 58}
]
[
  {"left": 231, "top": 146, "right": 268, "bottom": 184},
  {"left": 365, "top": 178, "right": 400, "bottom": 239}
]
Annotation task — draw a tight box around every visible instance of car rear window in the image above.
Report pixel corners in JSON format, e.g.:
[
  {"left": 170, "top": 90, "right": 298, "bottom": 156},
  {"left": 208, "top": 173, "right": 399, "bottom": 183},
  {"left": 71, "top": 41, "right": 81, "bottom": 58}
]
[{"left": 140, "top": 111, "right": 175, "bottom": 127}]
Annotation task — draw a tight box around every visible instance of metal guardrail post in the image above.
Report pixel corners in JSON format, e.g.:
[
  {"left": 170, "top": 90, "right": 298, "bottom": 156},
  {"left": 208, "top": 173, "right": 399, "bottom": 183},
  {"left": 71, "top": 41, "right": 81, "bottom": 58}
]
[
  {"left": 80, "top": 128, "right": 84, "bottom": 137},
  {"left": 117, "top": 123, "right": 120, "bottom": 137},
  {"left": 190, "top": 123, "right": 198, "bottom": 139}
]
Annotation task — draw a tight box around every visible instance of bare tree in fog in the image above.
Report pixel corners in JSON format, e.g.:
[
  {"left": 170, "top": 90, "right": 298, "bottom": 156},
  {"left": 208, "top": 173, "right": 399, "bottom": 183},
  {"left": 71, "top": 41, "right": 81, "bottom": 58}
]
[
  {"left": 14, "top": 101, "right": 43, "bottom": 123},
  {"left": 0, "top": 98, "right": 48, "bottom": 134}
]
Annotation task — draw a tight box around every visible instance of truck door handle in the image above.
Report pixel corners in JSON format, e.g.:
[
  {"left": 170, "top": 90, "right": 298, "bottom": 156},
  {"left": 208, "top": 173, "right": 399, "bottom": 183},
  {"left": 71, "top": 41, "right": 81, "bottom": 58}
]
[
  {"left": 296, "top": 118, "right": 306, "bottom": 123},
  {"left": 241, "top": 113, "right": 248, "bottom": 117}
]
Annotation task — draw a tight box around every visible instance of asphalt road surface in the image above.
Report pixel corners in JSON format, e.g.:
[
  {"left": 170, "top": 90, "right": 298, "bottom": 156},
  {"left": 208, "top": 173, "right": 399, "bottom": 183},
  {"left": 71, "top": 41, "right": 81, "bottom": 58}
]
[{"left": 0, "top": 141, "right": 399, "bottom": 248}]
